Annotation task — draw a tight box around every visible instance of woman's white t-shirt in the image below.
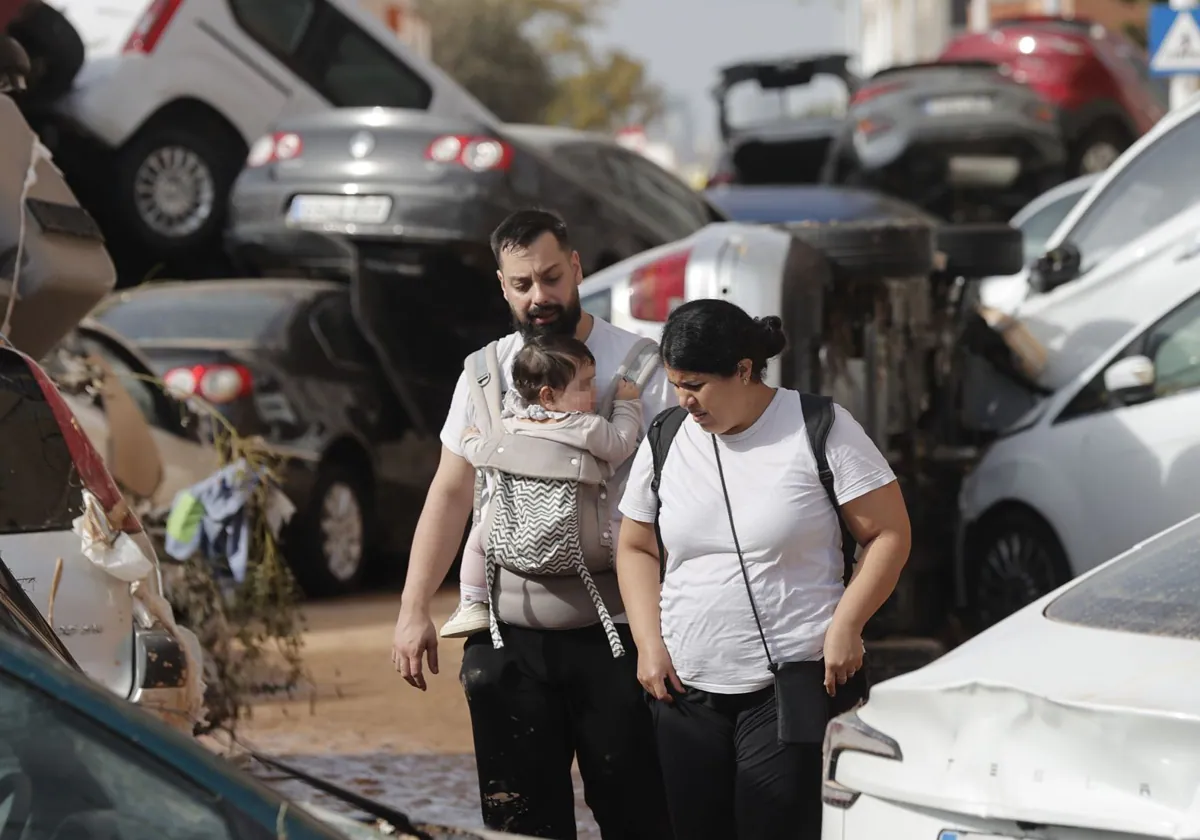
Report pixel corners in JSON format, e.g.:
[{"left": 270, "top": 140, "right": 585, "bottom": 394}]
[{"left": 618, "top": 389, "right": 896, "bottom": 694}]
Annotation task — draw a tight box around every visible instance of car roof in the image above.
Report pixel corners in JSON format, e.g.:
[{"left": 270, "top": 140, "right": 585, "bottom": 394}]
[
  {"left": 704, "top": 184, "right": 937, "bottom": 226},
  {"left": 502, "top": 123, "right": 615, "bottom": 150}
]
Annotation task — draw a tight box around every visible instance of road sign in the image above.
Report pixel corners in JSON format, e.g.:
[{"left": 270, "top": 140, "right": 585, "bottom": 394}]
[{"left": 1149, "top": 5, "right": 1200, "bottom": 77}]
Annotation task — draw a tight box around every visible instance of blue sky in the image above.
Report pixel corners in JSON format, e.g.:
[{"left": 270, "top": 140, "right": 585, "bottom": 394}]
[{"left": 595, "top": 0, "right": 847, "bottom": 158}]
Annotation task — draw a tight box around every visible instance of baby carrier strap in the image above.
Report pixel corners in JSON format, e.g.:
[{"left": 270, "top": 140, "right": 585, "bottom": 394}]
[
  {"left": 464, "top": 341, "right": 505, "bottom": 439},
  {"left": 595, "top": 336, "right": 660, "bottom": 420}
]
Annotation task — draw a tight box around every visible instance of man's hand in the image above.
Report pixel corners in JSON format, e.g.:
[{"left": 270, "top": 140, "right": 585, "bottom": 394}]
[{"left": 392, "top": 608, "right": 439, "bottom": 691}]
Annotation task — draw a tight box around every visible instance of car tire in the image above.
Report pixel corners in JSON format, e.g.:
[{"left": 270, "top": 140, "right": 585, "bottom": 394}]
[
  {"left": 113, "top": 117, "right": 244, "bottom": 261},
  {"left": 967, "top": 506, "right": 1071, "bottom": 632},
  {"left": 8, "top": 0, "right": 84, "bottom": 102},
  {"left": 787, "top": 219, "right": 936, "bottom": 280},
  {"left": 936, "top": 223, "right": 1025, "bottom": 278},
  {"left": 288, "top": 461, "right": 375, "bottom": 598},
  {"left": 1072, "top": 122, "right": 1131, "bottom": 176}
]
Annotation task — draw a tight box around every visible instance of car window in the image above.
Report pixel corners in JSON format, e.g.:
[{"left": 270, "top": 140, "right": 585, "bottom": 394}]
[
  {"left": 1069, "top": 114, "right": 1200, "bottom": 273},
  {"left": 556, "top": 144, "right": 612, "bottom": 191},
  {"left": 581, "top": 288, "right": 613, "bottom": 323},
  {"left": 0, "top": 351, "right": 81, "bottom": 535},
  {"left": 607, "top": 150, "right": 708, "bottom": 239},
  {"left": 310, "top": 295, "right": 375, "bottom": 367},
  {"left": 0, "top": 672, "right": 234, "bottom": 839},
  {"left": 91, "top": 290, "right": 299, "bottom": 344},
  {"left": 76, "top": 337, "right": 160, "bottom": 429},
  {"left": 1143, "top": 292, "right": 1200, "bottom": 398},
  {"left": 227, "top": 0, "right": 315, "bottom": 55},
  {"left": 313, "top": 11, "right": 433, "bottom": 109},
  {"left": 1018, "top": 189, "right": 1088, "bottom": 263},
  {"left": 1045, "top": 513, "right": 1200, "bottom": 641}
]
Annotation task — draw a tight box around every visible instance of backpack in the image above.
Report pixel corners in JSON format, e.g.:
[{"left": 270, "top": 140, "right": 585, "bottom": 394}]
[
  {"left": 646, "top": 393, "right": 859, "bottom": 586},
  {"left": 463, "top": 335, "right": 662, "bottom": 657}
]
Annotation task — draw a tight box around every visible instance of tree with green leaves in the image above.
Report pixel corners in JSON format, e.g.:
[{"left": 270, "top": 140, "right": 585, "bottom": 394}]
[{"left": 416, "top": 0, "right": 663, "bottom": 130}]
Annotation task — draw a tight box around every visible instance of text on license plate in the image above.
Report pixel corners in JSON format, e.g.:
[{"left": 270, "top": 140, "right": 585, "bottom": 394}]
[
  {"left": 287, "top": 195, "right": 392, "bottom": 225},
  {"left": 924, "top": 95, "right": 993, "bottom": 116}
]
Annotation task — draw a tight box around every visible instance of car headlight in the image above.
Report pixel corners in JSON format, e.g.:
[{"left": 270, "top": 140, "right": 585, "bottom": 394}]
[{"left": 822, "top": 707, "right": 903, "bottom": 808}]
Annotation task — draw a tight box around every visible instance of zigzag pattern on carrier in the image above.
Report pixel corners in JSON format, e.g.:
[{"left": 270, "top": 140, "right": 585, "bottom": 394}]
[{"left": 486, "top": 473, "right": 584, "bottom": 576}]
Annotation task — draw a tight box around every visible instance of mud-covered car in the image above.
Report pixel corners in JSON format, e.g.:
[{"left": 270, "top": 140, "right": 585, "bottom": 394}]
[
  {"left": 823, "top": 60, "right": 1068, "bottom": 222},
  {"left": 0, "top": 82, "right": 198, "bottom": 725}
]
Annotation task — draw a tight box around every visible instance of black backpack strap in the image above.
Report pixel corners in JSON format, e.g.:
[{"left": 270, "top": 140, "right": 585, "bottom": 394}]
[
  {"left": 647, "top": 406, "right": 687, "bottom": 582},
  {"left": 799, "top": 393, "right": 858, "bottom": 587}
]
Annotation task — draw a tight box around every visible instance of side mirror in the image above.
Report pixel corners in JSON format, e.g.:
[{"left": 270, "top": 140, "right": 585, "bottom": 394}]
[
  {"left": 1104, "top": 355, "right": 1156, "bottom": 401},
  {"left": 1031, "top": 243, "right": 1082, "bottom": 293}
]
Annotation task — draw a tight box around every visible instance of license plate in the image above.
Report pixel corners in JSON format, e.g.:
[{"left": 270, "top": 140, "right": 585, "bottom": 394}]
[
  {"left": 947, "top": 155, "right": 1020, "bottom": 186},
  {"left": 287, "top": 194, "right": 392, "bottom": 225},
  {"left": 924, "top": 95, "right": 993, "bottom": 116}
]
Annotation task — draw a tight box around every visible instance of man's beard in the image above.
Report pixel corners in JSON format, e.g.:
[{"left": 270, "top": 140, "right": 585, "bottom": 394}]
[{"left": 515, "top": 295, "right": 583, "bottom": 339}]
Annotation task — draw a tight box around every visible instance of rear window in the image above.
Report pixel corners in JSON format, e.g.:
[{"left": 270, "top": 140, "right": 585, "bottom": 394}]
[
  {"left": 0, "top": 353, "right": 81, "bottom": 535},
  {"left": 91, "top": 290, "right": 298, "bottom": 343},
  {"left": 1045, "top": 516, "right": 1200, "bottom": 641}
]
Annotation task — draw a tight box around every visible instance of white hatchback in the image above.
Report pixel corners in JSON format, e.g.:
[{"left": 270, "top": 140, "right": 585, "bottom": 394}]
[{"left": 52, "top": 0, "right": 492, "bottom": 262}]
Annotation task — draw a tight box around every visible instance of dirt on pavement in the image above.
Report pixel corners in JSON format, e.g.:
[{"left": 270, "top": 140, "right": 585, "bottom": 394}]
[{"left": 236, "top": 588, "right": 600, "bottom": 837}]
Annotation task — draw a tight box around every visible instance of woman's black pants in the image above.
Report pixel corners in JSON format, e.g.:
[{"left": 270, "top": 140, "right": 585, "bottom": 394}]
[{"left": 649, "top": 684, "right": 823, "bottom": 840}]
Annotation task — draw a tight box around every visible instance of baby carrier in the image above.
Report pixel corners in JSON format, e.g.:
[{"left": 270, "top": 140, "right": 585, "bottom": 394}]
[{"left": 464, "top": 336, "right": 661, "bottom": 658}]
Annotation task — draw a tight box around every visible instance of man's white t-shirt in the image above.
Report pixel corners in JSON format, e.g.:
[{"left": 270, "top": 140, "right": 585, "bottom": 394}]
[
  {"left": 440, "top": 316, "right": 676, "bottom": 538},
  {"left": 618, "top": 389, "right": 896, "bottom": 694}
]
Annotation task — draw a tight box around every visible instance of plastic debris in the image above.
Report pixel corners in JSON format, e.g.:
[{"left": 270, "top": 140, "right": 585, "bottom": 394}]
[{"left": 71, "top": 489, "right": 153, "bottom": 583}]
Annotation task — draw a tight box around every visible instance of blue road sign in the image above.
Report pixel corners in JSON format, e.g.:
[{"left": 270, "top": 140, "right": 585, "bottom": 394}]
[{"left": 1149, "top": 4, "right": 1200, "bottom": 77}]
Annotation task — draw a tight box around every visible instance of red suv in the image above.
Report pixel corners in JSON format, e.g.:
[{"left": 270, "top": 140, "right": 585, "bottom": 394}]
[{"left": 939, "top": 16, "right": 1167, "bottom": 177}]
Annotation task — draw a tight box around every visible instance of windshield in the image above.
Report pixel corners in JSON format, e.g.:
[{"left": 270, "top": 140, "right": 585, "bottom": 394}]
[
  {"left": 1045, "top": 514, "right": 1200, "bottom": 640},
  {"left": 91, "top": 289, "right": 299, "bottom": 343},
  {"left": 1016, "top": 188, "right": 1090, "bottom": 263},
  {"left": 1068, "top": 112, "right": 1200, "bottom": 274},
  {"left": 722, "top": 75, "right": 849, "bottom": 132}
]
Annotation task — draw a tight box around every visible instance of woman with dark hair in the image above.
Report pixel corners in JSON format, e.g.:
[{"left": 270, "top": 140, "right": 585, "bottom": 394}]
[{"left": 615, "top": 298, "right": 911, "bottom": 839}]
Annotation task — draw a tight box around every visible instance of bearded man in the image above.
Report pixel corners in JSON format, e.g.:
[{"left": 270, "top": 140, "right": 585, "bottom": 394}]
[{"left": 391, "top": 208, "right": 675, "bottom": 839}]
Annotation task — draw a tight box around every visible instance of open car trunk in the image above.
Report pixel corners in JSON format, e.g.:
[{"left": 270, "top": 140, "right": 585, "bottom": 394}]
[
  {"left": 714, "top": 54, "right": 858, "bottom": 186},
  {"left": 0, "top": 94, "right": 115, "bottom": 358}
]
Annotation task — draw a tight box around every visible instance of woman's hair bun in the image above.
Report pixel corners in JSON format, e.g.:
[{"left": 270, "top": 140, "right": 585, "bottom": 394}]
[{"left": 754, "top": 315, "right": 787, "bottom": 358}]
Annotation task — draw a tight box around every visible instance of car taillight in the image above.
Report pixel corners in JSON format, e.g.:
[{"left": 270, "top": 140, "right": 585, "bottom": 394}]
[
  {"left": 424, "top": 135, "right": 512, "bottom": 171},
  {"left": 164, "top": 364, "right": 253, "bottom": 405},
  {"left": 21, "top": 354, "right": 142, "bottom": 534},
  {"left": 629, "top": 249, "right": 690, "bottom": 322},
  {"left": 849, "top": 81, "right": 909, "bottom": 106},
  {"left": 246, "top": 132, "right": 304, "bottom": 168},
  {"left": 122, "top": 0, "right": 184, "bottom": 55}
]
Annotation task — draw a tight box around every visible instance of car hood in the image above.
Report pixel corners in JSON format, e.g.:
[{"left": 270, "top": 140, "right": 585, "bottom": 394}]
[{"left": 849, "top": 602, "right": 1200, "bottom": 837}]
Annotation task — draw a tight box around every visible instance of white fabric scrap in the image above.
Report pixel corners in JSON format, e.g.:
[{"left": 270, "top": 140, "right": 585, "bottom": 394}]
[
  {"left": 265, "top": 486, "right": 297, "bottom": 538},
  {"left": 71, "top": 490, "right": 153, "bottom": 583}
]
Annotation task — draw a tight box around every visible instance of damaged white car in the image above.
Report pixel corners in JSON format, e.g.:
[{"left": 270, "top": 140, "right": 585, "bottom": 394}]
[
  {"left": 0, "top": 87, "right": 201, "bottom": 729},
  {"left": 822, "top": 510, "right": 1200, "bottom": 840}
]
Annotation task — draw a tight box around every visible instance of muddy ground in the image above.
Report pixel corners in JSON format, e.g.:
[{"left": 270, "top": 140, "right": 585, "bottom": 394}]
[{"left": 236, "top": 588, "right": 601, "bottom": 838}]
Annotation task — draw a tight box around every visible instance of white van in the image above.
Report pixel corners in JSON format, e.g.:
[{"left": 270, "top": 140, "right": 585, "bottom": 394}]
[{"left": 52, "top": 0, "right": 491, "bottom": 262}]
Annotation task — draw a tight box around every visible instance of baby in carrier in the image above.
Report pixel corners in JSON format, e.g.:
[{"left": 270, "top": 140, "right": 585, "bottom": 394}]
[{"left": 440, "top": 333, "right": 643, "bottom": 654}]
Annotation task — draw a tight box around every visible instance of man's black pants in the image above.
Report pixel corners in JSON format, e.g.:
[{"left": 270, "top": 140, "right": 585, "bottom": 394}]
[
  {"left": 650, "top": 685, "right": 823, "bottom": 840},
  {"left": 461, "top": 622, "right": 673, "bottom": 840}
]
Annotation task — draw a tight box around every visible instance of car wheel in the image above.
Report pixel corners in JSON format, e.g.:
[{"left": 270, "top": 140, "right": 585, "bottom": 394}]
[
  {"left": 936, "top": 223, "right": 1025, "bottom": 278},
  {"left": 288, "top": 462, "right": 375, "bottom": 598},
  {"left": 1073, "top": 124, "right": 1130, "bottom": 176},
  {"left": 968, "top": 507, "right": 1071, "bottom": 631},
  {"left": 114, "top": 118, "right": 243, "bottom": 260},
  {"left": 787, "top": 219, "right": 936, "bottom": 280}
]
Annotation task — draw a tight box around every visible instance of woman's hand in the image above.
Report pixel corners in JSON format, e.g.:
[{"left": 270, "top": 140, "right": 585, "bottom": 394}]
[
  {"left": 823, "top": 619, "right": 864, "bottom": 697},
  {"left": 638, "top": 639, "right": 684, "bottom": 702}
]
